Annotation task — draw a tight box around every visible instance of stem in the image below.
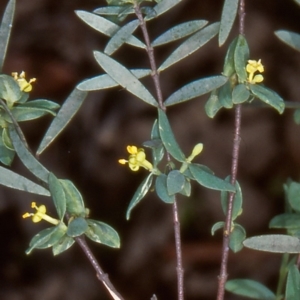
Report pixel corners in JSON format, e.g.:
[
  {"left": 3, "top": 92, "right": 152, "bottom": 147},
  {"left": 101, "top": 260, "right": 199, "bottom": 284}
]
[
  {"left": 216, "top": 2, "right": 245, "bottom": 299},
  {"left": 275, "top": 253, "right": 289, "bottom": 300},
  {"left": 134, "top": 4, "right": 184, "bottom": 300},
  {"left": 75, "top": 236, "right": 125, "bottom": 300}
]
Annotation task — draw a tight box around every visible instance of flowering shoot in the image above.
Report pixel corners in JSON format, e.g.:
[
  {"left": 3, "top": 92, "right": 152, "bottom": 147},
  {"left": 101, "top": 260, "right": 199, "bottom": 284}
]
[
  {"left": 246, "top": 59, "right": 264, "bottom": 84},
  {"left": 119, "top": 145, "right": 153, "bottom": 172},
  {"left": 12, "top": 71, "right": 36, "bottom": 92},
  {"left": 22, "top": 202, "right": 59, "bottom": 225}
]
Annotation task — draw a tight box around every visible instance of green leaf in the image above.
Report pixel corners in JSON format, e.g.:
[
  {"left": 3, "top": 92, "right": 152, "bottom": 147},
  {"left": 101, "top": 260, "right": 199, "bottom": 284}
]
[
  {"left": 211, "top": 221, "right": 224, "bottom": 235},
  {"left": 105, "top": 19, "right": 140, "bottom": 55},
  {"left": 94, "top": 51, "right": 157, "bottom": 107},
  {"left": 0, "top": 130, "right": 14, "bottom": 166},
  {"left": 2, "top": 127, "right": 13, "bottom": 150},
  {"left": 158, "top": 22, "right": 220, "bottom": 72},
  {"left": 294, "top": 0, "right": 300, "bottom": 6},
  {"left": 67, "top": 217, "right": 88, "bottom": 237},
  {"left": 9, "top": 127, "right": 50, "bottom": 183},
  {"left": 287, "top": 181, "right": 300, "bottom": 212},
  {"left": 229, "top": 224, "right": 246, "bottom": 253},
  {"left": 0, "top": 166, "right": 49, "bottom": 196},
  {"left": 26, "top": 224, "right": 67, "bottom": 254},
  {"left": 205, "top": 90, "right": 222, "bottom": 118},
  {"left": 179, "top": 178, "right": 191, "bottom": 197},
  {"left": 145, "top": 0, "right": 182, "bottom": 21},
  {"left": 52, "top": 236, "right": 75, "bottom": 256},
  {"left": 94, "top": 6, "right": 134, "bottom": 16},
  {"left": 249, "top": 84, "right": 285, "bottom": 114},
  {"left": 223, "top": 37, "right": 238, "bottom": 77},
  {"left": 37, "top": 88, "right": 87, "bottom": 155},
  {"left": 60, "top": 179, "right": 86, "bottom": 217},
  {"left": 85, "top": 219, "right": 120, "bottom": 248},
  {"left": 167, "top": 170, "right": 185, "bottom": 195},
  {"left": 275, "top": 30, "right": 300, "bottom": 52},
  {"left": 152, "top": 20, "right": 208, "bottom": 47},
  {"left": 293, "top": 109, "right": 300, "bottom": 125},
  {"left": 75, "top": 11, "right": 145, "bottom": 49},
  {"left": 225, "top": 279, "right": 276, "bottom": 300},
  {"left": 0, "top": 0, "right": 15, "bottom": 72},
  {"left": 218, "top": 80, "right": 233, "bottom": 108},
  {"left": 221, "top": 178, "right": 243, "bottom": 220},
  {"left": 218, "top": 0, "right": 239, "bottom": 46},
  {"left": 243, "top": 234, "right": 300, "bottom": 253},
  {"left": 158, "top": 109, "right": 185, "bottom": 162},
  {"left": 232, "top": 83, "right": 250, "bottom": 104},
  {"left": 286, "top": 265, "right": 300, "bottom": 300},
  {"left": 269, "top": 213, "right": 300, "bottom": 229},
  {"left": 0, "top": 74, "right": 22, "bottom": 106},
  {"left": 189, "top": 164, "right": 235, "bottom": 192},
  {"left": 126, "top": 173, "right": 153, "bottom": 220},
  {"left": 48, "top": 173, "right": 66, "bottom": 220},
  {"left": 164, "top": 75, "right": 227, "bottom": 106},
  {"left": 77, "top": 69, "right": 151, "bottom": 91},
  {"left": 234, "top": 34, "right": 249, "bottom": 83}
]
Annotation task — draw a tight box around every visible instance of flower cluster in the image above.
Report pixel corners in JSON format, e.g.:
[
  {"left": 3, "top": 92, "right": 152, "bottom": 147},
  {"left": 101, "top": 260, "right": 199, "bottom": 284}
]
[
  {"left": 22, "top": 202, "right": 59, "bottom": 225},
  {"left": 12, "top": 71, "right": 36, "bottom": 92},
  {"left": 246, "top": 59, "right": 264, "bottom": 84},
  {"left": 119, "top": 145, "right": 153, "bottom": 172}
]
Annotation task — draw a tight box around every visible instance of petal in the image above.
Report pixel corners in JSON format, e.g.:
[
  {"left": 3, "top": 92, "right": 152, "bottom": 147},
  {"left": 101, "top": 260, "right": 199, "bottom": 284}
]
[{"left": 127, "top": 145, "right": 138, "bottom": 154}]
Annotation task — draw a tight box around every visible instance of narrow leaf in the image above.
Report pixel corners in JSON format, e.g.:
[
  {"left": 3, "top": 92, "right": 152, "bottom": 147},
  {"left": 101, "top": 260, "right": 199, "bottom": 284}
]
[
  {"left": 205, "top": 90, "right": 222, "bottom": 118},
  {"left": 48, "top": 173, "right": 66, "bottom": 220},
  {"left": 152, "top": 20, "right": 208, "bottom": 47},
  {"left": 0, "top": 166, "right": 50, "bottom": 196},
  {"left": 52, "top": 236, "right": 74, "bottom": 256},
  {"left": 211, "top": 221, "right": 224, "bottom": 235},
  {"left": 249, "top": 84, "right": 285, "bottom": 114},
  {"left": 287, "top": 181, "right": 300, "bottom": 212},
  {"left": 105, "top": 19, "right": 140, "bottom": 55},
  {"left": 37, "top": 88, "right": 87, "bottom": 155},
  {"left": 286, "top": 265, "right": 300, "bottom": 300},
  {"left": 9, "top": 127, "right": 49, "bottom": 183},
  {"left": 75, "top": 11, "right": 145, "bottom": 49},
  {"left": 126, "top": 173, "right": 153, "bottom": 220},
  {"left": 189, "top": 164, "right": 235, "bottom": 192},
  {"left": 94, "top": 51, "right": 157, "bottom": 106},
  {"left": 77, "top": 69, "right": 151, "bottom": 91},
  {"left": 226, "top": 279, "right": 276, "bottom": 300},
  {"left": 269, "top": 213, "right": 300, "bottom": 229},
  {"left": 218, "top": 0, "right": 239, "bottom": 46},
  {"left": 165, "top": 75, "right": 227, "bottom": 106},
  {"left": 223, "top": 37, "right": 238, "bottom": 77},
  {"left": 158, "top": 22, "right": 220, "bottom": 72},
  {"left": 275, "top": 30, "right": 300, "bottom": 52},
  {"left": 94, "top": 6, "right": 134, "bottom": 16},
  {"left": 243, "top": 235, "right": 300, "bottom": 253},
  {"left": 158, "top": 109, "right": 185, "bottom": 162},
  {"left": 218, "top": 80, "right": 233, "bottom": 108},
  {"left": 145, "top": 0, "right": 182, "bottom": 21},
  {"left": 234, "top": 34, "right": 249, "bottom": 82},
  {"left": 0, "top": 0, "right": 15, "bottom": 72}
]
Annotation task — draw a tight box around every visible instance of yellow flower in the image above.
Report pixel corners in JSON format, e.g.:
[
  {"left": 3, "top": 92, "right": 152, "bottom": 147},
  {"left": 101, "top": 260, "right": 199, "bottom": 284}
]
[
  {"left": 246, "top": 59, "right": 264, "bottom": 84},
  {"left": 22, "top": 202, "right": 59, "bottom": 225},
  {"left": 12, "top": 71, "right": 36, "bottom": 92},
  {"left": 118, "top": 145, "right": 153, "bottom": 172},
  {"left": 186, "top": 143, "right": 203, "bottom": 163}
]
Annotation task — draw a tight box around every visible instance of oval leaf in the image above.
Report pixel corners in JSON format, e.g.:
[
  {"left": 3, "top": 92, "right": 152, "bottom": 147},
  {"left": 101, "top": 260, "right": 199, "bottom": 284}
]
[
  {"left": 158, "top": 22, "right": 220, "bottom": 72},
  {"left": 167, "top": 170, "right": 185, "bottom": 195},
  {"left": 269, "top": 213, "right": 300, "bottom": 229},
  {"left": 85, "top": 219, "right": 120, "bottom": 248},
  {"left": 165, "top": 75, "right": 227, "bottom": 106},
  {"left": 205, "top": 90, "right": 222, "bottom": 118},
  {"left": 145, "top": 0, "right": 182, "bottom": 21},
  {"left": 152, "top": 20, "right": 208, "bottom": 47},
  {"left": 243, "top": 234, "right": 300, "bottom": 253},
  {"left": 218, "top": 80, "right": 233, "bottom": 108},
  {"left": 286, "top": 265, "right": 300, "bottom": 300},
  {"left": 287, "top": 181, "right": 300, "bottom": 212},
  {"left": 94, "top": 51, "right": 157, "bottom": 106},
  {"left": 229, "top": 224, "right": 246, "bottom": 253},
  {"left": 67, "top": 217, "right": 88, "bottom": 237},
  {"left": 211, "top": 221, "right": 224, "bottom": 235},
  {"left": 52, "top": 236, "right": 75, "bottom": 256},
  {"left": 126, "top": 173, "right": 153, "bottom": 220},
  {"left": 249, "top": 84, "right": 285, "bottom": 114},
  {"left": 232, "top": 83, "right": 250, "bottom": 104},
  {"left": 219, "top": 0, "right": 239, "bottom": 46}
]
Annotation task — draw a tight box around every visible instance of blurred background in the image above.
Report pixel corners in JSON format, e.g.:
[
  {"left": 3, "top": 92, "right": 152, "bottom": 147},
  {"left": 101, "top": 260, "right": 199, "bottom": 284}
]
[{"left": 1, "top": 0, "right": 300, "bottom": 299}]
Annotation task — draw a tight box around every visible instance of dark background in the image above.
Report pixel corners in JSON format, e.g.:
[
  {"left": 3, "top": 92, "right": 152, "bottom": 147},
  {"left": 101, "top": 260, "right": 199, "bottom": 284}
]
[{"left": 1, "top": 0, "right": 300, "bottom": 299}]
